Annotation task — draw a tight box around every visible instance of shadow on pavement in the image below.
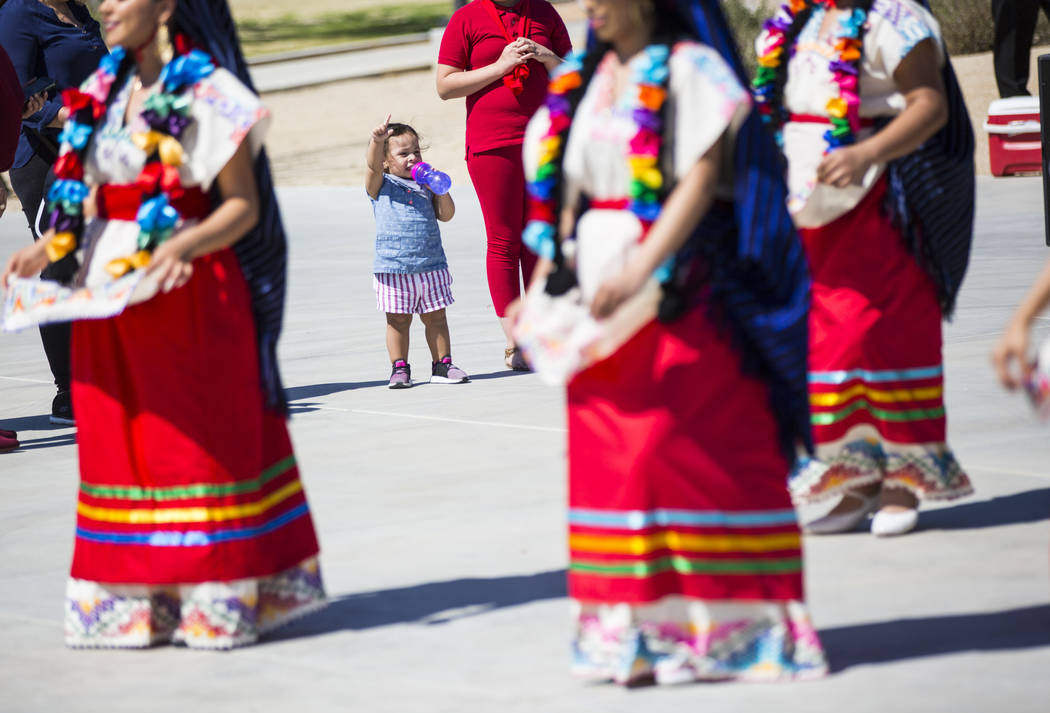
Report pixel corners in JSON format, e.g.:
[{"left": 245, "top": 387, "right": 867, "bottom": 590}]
[
  {"left": 286, "top": 381, "right": 389, "bottom": 401},
  {"left": 8, "top": 433, "right": 76, "bottom": 451},
  {"left": 270, "top": 569, "right": 567, "bottom": 641},
  {"left": 822, "top": 604, "right": 1050, "bottom": 672},
  {"left": 920, "top": 489, "right": 1050, "bottom": 531},
  {"left": 0, "top": 414, "right": 69, "bottom": 432},
  {"left": 467, "top": 370, "right": 532, "bottom": 381}
]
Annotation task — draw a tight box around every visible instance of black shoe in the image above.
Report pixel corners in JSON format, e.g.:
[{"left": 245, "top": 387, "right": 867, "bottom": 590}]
[{"left": 50, "top": 389, "right": 75, "bottom": 426}]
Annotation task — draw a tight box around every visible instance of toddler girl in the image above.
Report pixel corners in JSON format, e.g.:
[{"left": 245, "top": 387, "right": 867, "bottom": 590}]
[{"left": 366, "top": 116, "right": 469, "bottom": 388}]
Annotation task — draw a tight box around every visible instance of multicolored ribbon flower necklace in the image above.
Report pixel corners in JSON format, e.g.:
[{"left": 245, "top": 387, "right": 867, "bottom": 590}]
[
  {"left": 45, "top": 39, "right": 216, "bottom": 278},
  {"left": 752, "top": 0, "right": 867, "bottom": 152},
  {"left": 523, "top": 45, "right": 673, "bottom": 281}
]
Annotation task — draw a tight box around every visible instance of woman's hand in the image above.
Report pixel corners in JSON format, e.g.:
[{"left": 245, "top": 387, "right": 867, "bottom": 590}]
[
  {"left": 22, "top": 92, "right": 45, "bottom": 119},
  {"left": 590, "top": 261, "right": 649, "bottom": 320},
  {"left": 816, "top": 144, "right": 875, "bottom": 188},
  {"left": 147, "top": 237, "right": 194, "bottom": 293},
  {"left": 1, "top": 239, "right": 49, "bottom": 289},
  {"left": 496, "top": 40, "right": 530, "bottom": 74},
  {"left": 992, "top": 318, "right": 1033, "bottom": 391},
  {"left": 514, "top": 37, "right": 560, "bottom": 71}
]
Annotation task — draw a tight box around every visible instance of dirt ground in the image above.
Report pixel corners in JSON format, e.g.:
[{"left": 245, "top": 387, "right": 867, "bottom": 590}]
[{"left": 261, "top": 34, "right": 1044, "bottom": 188}]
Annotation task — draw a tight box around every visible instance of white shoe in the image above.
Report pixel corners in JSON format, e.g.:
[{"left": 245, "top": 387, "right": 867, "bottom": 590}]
[
  {"left": 870, "top": 508, "right": 919, "bottom": 537},
  {"left": 803, "top": 494, "right": 878, "bottom": 534}
]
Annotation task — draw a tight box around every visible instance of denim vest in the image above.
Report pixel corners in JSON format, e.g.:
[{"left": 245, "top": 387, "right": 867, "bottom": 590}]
[{"left": 371, "top": 174, "right": 448, "bottom": 274}]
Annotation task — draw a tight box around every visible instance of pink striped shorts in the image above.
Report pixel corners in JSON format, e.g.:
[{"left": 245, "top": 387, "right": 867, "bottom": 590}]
[{"left": 373, "top": 268, "right": 455, "bottom": 314}]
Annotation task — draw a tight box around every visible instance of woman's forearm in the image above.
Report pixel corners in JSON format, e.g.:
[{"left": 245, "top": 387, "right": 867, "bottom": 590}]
[
  {"left": 853, "top": 87, "right": 947, "bottom": 166},
  {"left": 176, "top": 195, "right": 258, "bottom": 261},
  {"left": 47, "top": 107, "right": 71, "bottom": 129},
  {"left": 173, "top": 141, "right": 260, "bottom": 260},
  {"left": 855, "top": 38, "right": 948, "bottom": 166},
  {"left": 436, "top": 63, "right": 507, "bottom": 99},
  {"left": 632, "top": 140, "right": 722, "bottom": 275}
]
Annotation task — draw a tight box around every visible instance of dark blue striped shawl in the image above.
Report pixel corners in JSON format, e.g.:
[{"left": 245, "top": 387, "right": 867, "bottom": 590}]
[{"left": 175, "top": 0, "right": 289, "bottom": 413}]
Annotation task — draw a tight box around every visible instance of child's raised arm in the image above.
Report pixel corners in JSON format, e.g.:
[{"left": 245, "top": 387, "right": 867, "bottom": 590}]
[{"left": 366, "top": 114, "right": 392, "bottom": 200}]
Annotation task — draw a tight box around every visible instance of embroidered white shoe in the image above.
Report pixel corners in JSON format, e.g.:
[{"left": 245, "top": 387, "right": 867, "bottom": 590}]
[
  {"left": 870, "top": 508, "right": 919, "bottom": 537},
  {"left": 803, "top": 494, "right": 878, "bottom": 535}
]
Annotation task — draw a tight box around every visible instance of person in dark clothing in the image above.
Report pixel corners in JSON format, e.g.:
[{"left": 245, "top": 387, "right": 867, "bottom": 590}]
[
  {"left": 1, "top": 42, "right": 46, "bottom": 452},
  {"left": 0, "top": 0, "right": 107, "bottom": 424},
  {"left": 992, "top": 0, "right": 1050, "bottom": 97}
]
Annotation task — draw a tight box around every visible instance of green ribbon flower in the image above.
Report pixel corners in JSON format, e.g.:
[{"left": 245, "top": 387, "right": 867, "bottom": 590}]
[{"left": 142, "top": 91, "right": 192, "bottom": 119}]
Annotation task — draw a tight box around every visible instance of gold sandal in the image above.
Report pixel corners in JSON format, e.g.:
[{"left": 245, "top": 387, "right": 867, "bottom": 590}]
[{"left": 504, "top": 346, "right": 530, "bottom": 372}]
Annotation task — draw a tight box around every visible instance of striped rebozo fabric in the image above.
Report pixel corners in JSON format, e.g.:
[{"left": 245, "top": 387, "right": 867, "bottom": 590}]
[
  {"left": 174, "top": 0, "right": 290, "bottom": 413},
  {"left": 655, "top": 0, "right": 815, "bottom": 459},
  {"left": 880, "top": 0, "right": 975, "bottom": 319}
]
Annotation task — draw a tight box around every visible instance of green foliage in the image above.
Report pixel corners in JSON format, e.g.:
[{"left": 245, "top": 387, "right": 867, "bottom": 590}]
[
  {"left": 723, "top": 0, "right": 766, "bottom": 79},
  {"left": 237, "top": 2, "right": 451, "bottom": 56}
]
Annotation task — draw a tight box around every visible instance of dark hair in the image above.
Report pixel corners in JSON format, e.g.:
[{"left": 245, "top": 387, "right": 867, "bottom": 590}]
[{"left": 384, "top": 122, "right": 430, "bottom": 156}]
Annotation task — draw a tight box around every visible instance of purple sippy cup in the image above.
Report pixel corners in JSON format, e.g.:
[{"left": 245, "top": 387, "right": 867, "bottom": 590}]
[{"left": 411, "top": 162, "right": 452, "bottom": 195}]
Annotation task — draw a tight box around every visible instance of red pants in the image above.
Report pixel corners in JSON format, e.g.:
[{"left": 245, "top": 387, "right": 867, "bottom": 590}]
[{"left": 466, "top": 144, "right": 537, "bottom": 317}]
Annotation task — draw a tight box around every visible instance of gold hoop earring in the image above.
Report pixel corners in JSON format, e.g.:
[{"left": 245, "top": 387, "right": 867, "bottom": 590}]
[{"left": 157, "top": 23, "right": 174, "bottom": 64}]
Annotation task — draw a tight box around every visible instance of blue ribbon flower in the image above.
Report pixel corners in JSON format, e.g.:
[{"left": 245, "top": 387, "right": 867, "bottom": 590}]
[
  {"left": 98, "top": 46, "right": 126, "bottom": 76},
  {"left": 161, "top": 49, "right": 216, "bottom": 92},
  {"left": 47, "top": 179, "right": 90, "bottom": 215},
  {"left": 838, "top": 8, "right": 867, "bottom": 38},
  {"left": 556, "top": 50, "right": 585, "bottom": 77},
  {"left": 522, "top": 221, "right": 557, "bottom": 261},
  {"left": 635, "top": 45, "right": 670, "bottom": 84},
  {"left": 48, "top": 179, "right": 89, "bottom": 205},
  {"left": 629, "top": 200, "right": 661, "bottom": 223},
  {"left": 528, "top": 177, "right": 557, "bottom": 201},
  {"left": 58, "top": 122, "right": 93, "bottom": 150},
  {"left": 136, "top": 194, "right": 180, "bottom": 249}
]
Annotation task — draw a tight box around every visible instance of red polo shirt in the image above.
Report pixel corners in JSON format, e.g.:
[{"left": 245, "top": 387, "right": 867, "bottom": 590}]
[
  {"left": 0, "top": 45, "right": 22, "bottom": 171},
  {"left": 438, "top": 0, "right": 572, "bottom": 156}
]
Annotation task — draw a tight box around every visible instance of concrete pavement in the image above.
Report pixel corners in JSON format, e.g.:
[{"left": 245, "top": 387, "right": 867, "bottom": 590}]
[{"left": 0, "top": 177, "right": 1048, "bottom": 712}]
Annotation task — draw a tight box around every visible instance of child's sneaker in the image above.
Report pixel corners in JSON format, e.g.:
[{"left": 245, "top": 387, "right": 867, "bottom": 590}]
[
  {"left": 388, "top": 360, "right": 413, "bottom": 389},
  {"left": 430, "top": 356, "right": 469, "bottom": 384}
]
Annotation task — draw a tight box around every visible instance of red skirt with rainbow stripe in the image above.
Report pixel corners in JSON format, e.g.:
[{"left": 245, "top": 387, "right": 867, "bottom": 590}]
[
  {"left": 790, "top": 178, "right": 972, "bottom": 503},
  {"left": 65, "top": 248, "right": 323, "bottom": 649},
  {"left": 566, "top": 305, "right": 826, "bottom": 684}
]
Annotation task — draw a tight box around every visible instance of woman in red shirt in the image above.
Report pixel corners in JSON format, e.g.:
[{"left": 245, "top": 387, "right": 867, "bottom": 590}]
[{"left": 437, "top": 0, "right": 572, "bottom": 369}]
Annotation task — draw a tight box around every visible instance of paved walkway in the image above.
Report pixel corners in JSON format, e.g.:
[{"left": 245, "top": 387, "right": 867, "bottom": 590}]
[{"left": 0, "top": 177, "right": 1048, "bottom": 712}]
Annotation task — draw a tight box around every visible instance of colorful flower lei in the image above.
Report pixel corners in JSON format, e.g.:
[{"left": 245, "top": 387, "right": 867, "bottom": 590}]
[
  {"left": 522, "top": 45, "right": 674, "bottom": 282},
  {"left": 752, "top": 0, "right": 867, "bottom": 152},
  {"left": 45, "top": 40, "right": 216, "bottom": 278}
]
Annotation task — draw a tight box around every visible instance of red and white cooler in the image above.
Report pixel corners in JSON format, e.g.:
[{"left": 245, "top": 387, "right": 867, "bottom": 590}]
[{"left": 984, "top": 96, "right": 1042, "bottom": 176}]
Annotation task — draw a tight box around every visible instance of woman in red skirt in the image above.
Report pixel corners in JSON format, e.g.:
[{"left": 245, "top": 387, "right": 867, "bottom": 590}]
[
  {"left": 437, "top": 0, "right": 572, "bottom": 369},
  {"left": 2, "top": 0, "right": 323, "bottom": 648},
  {"left": 519, "top": 0, "right": 826, "bottom": 684},
  {"left": 754, "top": 0, "right": 975, "bottom": 536}
]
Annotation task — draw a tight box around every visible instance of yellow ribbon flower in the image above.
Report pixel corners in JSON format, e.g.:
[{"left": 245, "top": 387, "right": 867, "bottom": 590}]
[
  {"left": 825, "top": 97, "right": 848, "bottom": 119},
  {"left": 129, "top": 250, "right": 152, "bottom": 269},
  {"left": 105, "top": 257, "right": 132, "bottom": 279},
  {"left": 131, "top": 131, "right": 185, "bottom": 167},
  {"left": 758, "top": 47, "right": 784, "bottom": 68},
  {"left": 45, "top": 232, "right": 77, "bottom": 262}
]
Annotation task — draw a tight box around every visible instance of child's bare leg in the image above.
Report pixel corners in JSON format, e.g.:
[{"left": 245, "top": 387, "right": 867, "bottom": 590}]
[
  {"left": 386, "top": 313, "right": 412, "bottom": 362},
  {"left": 420, "top": 309, "right": 451, "bottom": 362}
]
